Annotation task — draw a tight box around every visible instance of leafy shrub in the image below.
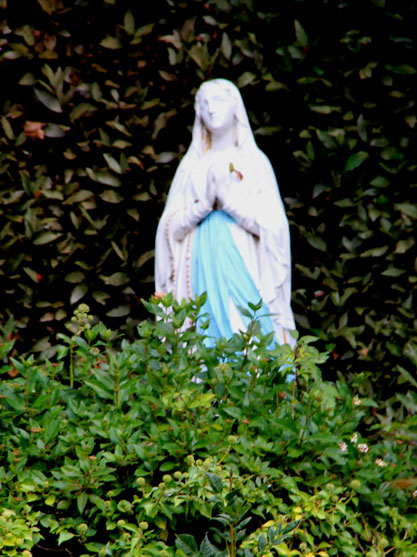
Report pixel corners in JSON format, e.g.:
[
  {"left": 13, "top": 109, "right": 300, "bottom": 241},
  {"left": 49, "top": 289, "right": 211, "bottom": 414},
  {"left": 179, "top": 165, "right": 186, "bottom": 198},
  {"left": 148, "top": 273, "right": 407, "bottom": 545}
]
[
  {"left": 1, "top": 298, "right": 417, "bottom": 556},
  {"left": 0, "top": 0, "right": 416, "bottom": 394}
]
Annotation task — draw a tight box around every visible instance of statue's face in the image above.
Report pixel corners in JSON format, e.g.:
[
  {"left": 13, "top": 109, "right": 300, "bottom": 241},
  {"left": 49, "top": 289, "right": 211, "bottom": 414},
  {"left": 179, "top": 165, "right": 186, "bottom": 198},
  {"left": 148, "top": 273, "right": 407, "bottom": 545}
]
[{"left": 199, "top": 84, "right": 236, "bottom": 133}]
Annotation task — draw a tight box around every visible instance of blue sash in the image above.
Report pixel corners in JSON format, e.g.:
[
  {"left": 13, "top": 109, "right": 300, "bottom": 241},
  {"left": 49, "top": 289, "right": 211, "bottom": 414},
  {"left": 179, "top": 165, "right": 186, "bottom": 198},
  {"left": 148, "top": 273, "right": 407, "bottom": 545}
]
[{"left": 191, "top": 211, "right": 275, "bottom": 343}]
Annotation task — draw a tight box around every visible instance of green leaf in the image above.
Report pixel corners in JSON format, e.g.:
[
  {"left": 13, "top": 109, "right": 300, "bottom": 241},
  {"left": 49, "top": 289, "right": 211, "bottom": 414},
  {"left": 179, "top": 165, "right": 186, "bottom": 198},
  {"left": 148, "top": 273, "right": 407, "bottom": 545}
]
[
  {"left": 34, "top": 88, "right": 62, "bottom": 113},
  {"left": 306, "top": 235, "right": 327, "bottom": 252},
  {"left": 23, "top": 267, "right": 41, "bottom": 282},
  {"left": 103, "top": 153, "right": 122, "bottom": 174},
  {"left": 394, "top": 202, "right": 417, "bottom": 219},
  {"left": 93, "top": 170, "right": 121, "bottom": 187},
  {"left": 357, "top": 114, "right": 368, "bottom": 142},
  {"left": 19, "top": 72, "right": 36, "bottom": 85},
  {"left": 294, "top": 19, "right": 308, "bottom": 47},
  {"left": 258, "top": 533, "right": 266, "bottom": 553},
  {"left": 360, "top": 246, "right": 389, "bottom": 257},
  {"left": 101, "top": 272, "right": 130, "bottom": 286},
  {"left": 345, "top": 151, "right": 369, "bottom": 171},
  {"left": 238, "top": 71, "right": 257, "bottom": 88},
  {"left": 64, "top": 190, "right": 94, "bottom": 204},
  {"left": 77, "top": 492, "right": 88, "bottom": 514},
  {"left": 206, "top": 473, "right": 223, "bottom": 493},
  {"left": 70, "top": 284, "right": 88, "bottom": 305},
  {"left": 124, "top": 9, "right": 135, "bottom": 35},
  {"left": 100, "top": 36, "right": 122, "bottom": 49},
  {"left": 221, "top": 32, "right": 232, "bottom": 60},
  {"left": 100, "top": 190, "right": 122, "bottom": 203},
  {"left": 404, "top": 340, "right": 417, "bottom": 367},
  {"left": 386, "top": 63, "right": 416, "bottom": 75},
  {"left": 106, "top": 305, "right": 130, "bottom": 317},
  {"left": 395, "top": 237, "right": 415, "bottom": 253},
  {"left": 310, "top": 105, "right": 340, "bottom": 114},
  {"left": 65, "top": 271, "right": 85, "bottom": 283},
  {"left": 397, "top": 365, "right": 417, "bottom": 388},
  {"left": 44, "top": 124, "right": 67, "bottom": 138},
  {"left": 33, "top": 232, "right": 62, "bottom": 245},
  {"left": 200, "top": 535, "right": 216, "bottom": 557},
  {"left": 58, "top": 531, "right": 75, "bottom": 545},
  {"left": 176, "top": 534, "right": 198, "bottom": 555},
  {"left": 1, "top": 116, "right": 14, "bottom": 140}
]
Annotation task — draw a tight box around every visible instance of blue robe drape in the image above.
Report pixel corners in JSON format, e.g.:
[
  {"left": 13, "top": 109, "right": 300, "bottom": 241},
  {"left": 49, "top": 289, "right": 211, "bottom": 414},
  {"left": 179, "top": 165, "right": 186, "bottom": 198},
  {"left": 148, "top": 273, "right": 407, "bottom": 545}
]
[{"left": 191, "top": 210, "right": 275, "bottom": 343}]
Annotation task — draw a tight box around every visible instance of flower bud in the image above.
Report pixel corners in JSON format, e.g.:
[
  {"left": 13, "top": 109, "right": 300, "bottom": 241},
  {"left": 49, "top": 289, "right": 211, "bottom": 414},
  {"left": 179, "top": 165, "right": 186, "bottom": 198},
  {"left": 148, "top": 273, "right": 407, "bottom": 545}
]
[
  {"left": 350, "top": 479, "right": 361, "bottom": 490},
  {"left": 139, "top": 521, "right": 149, "bottom": 530}
]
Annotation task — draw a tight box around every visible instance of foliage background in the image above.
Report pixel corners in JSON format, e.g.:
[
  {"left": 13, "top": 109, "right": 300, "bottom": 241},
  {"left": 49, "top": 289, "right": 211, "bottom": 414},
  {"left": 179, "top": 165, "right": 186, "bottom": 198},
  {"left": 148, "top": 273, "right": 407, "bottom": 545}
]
[{"left": 0, "top": 0, "right": 416, "bottom": 388}]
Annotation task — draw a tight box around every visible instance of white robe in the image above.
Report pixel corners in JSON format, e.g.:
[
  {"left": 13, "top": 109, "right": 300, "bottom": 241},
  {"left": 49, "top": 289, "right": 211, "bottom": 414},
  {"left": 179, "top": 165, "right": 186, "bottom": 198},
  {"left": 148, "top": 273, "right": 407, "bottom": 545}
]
[{"left": 155, "top": 80, "right": 296, "bottom": 346}]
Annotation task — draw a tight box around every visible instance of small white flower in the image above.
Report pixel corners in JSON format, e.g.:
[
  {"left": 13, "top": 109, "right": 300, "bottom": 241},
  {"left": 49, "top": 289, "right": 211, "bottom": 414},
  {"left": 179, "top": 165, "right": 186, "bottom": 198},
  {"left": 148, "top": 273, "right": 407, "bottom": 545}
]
[
  {"left": 352, "top": 395, "right": 362, "bottom": 406},
  {"left": 412, "top": 490, "right": 417, "bottom": 499},
  {"left": 350, "top": 432, "right": 358, "bottom": 444},
  {"left": 339, "top": 442, "right": 348, "bottom": 453},
  {"left": 358, "top": 443, "right": 369, "bottom": 453},
  {"left": 376, "top": 458, "right": 388, "bottom": 468}
]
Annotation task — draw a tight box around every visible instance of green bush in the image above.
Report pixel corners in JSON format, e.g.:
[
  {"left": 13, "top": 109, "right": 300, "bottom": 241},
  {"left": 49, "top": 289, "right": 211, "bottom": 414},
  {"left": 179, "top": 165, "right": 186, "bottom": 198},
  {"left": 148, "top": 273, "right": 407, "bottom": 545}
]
[{"left": 1, "top": 298, "right": 417, "bottom": 556}]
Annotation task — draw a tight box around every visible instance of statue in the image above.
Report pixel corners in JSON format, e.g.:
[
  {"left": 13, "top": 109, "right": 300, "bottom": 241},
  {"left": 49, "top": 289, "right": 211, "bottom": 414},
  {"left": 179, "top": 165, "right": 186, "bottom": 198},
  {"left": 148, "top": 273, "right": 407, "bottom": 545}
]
[{"left": 155, "top": 79, "right": 296, "bottom": 347}]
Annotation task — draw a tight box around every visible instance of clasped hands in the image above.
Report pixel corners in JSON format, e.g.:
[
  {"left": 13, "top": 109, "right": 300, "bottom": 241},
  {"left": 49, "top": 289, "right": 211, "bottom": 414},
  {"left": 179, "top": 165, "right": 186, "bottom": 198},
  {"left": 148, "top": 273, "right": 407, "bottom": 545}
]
[{"left": 206, "top": 156, "right": 243, "bottom": 211}]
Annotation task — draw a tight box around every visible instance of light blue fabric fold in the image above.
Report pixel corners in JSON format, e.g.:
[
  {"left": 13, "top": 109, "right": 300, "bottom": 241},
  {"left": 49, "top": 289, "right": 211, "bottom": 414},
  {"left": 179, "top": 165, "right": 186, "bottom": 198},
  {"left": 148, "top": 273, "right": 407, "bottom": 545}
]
[{"left": 191, "top": 210, "right": 276, "bottom": 344}]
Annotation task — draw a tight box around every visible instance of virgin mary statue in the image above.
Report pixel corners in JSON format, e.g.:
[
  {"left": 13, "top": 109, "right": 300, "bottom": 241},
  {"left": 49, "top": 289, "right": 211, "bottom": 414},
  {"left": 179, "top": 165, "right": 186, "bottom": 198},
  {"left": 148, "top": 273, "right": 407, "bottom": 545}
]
[{"left": 155, "top": 79, "right": 296, "bottom": 347}]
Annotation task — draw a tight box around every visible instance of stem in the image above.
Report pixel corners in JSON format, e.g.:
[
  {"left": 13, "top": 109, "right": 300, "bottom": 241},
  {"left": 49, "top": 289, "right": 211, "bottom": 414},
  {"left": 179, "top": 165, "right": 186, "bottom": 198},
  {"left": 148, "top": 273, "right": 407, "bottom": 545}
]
[
  {"left": 230, "top": 525, "right": 235, "bottom": 557},
  {"left": 114, "top": 363, "right": 119, "bottom": 408},
  {"left": 25, "top": 363, "right": 29, "bottom": 416},
  {"left": 229, "top": 470, "right": 236, "bottom": 557},
  {"left": 70, "top": 342, "right": 75, "bottom": 388}
]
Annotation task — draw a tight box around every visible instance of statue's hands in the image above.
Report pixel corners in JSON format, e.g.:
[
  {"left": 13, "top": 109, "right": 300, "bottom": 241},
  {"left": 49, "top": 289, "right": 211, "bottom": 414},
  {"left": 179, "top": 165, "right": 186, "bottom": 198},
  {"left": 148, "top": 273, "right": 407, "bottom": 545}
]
[
  {"left": 206, "top": 165, "right": 218, "bottom": 209},
  {"left": 208, "top": 157, "right": 233, "bottom": 209}
]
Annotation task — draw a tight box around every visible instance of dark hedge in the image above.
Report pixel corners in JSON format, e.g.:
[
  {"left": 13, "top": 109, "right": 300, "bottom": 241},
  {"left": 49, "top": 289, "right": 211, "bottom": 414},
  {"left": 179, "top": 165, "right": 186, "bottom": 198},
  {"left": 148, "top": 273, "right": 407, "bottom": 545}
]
[{"left": 0, "top": 0, "right": 416, "bottom": 390}]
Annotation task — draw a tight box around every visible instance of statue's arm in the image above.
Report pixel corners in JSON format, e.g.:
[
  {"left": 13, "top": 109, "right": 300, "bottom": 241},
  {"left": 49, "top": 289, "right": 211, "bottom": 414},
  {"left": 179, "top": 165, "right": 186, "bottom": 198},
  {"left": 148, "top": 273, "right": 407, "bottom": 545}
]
[{"left": 167, "top": 200, "right": 212, "bottom": 242}]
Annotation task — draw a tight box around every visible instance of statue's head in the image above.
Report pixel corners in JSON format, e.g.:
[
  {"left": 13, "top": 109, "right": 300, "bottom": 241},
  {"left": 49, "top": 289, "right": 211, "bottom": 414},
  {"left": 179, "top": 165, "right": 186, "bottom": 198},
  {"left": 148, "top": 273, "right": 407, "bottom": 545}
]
[
  {"left": 192, "top": 79, "right": 254, "bottom": 155},
  {"left": 195, "top": 79, "right": 238, "bottom": 134}
]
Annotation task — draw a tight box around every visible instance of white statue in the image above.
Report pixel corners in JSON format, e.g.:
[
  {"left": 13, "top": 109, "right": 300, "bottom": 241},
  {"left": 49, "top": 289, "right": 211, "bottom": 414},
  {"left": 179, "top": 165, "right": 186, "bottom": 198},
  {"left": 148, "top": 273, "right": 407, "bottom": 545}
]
[{"left": 155, "top": 79, "right": 296, "bottom": 347}]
